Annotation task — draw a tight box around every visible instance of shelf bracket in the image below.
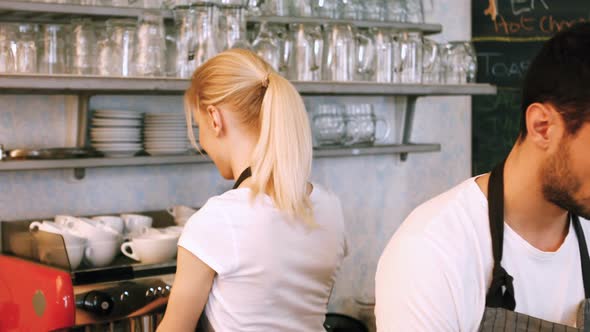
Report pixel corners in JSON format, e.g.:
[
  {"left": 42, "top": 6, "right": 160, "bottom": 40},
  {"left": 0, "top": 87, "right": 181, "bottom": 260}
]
[
  {"left": 400, "top": 96, "right": 418, "bottom": 161},
  {"left": 73, "top": 93, "right": 90, "bottom": 180}
]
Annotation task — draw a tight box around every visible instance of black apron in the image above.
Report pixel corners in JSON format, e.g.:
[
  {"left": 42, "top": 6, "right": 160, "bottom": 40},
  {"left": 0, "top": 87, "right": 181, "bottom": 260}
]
[
  {"left": 232, "top": 167, "right": 252, "bottom": 190},
  {"left": 478, "top": 160, "right": 590, "bottom": 331}
]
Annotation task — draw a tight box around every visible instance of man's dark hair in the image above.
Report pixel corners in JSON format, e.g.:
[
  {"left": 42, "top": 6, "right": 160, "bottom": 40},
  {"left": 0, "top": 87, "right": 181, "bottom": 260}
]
[{"left": 519, "top": 23, "right": 590, "bottom": 140}]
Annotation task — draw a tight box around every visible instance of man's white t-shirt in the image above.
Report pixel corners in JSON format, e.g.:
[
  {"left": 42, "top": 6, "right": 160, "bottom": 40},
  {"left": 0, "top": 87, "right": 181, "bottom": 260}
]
[
  {"left": 178, "top": 183, "right": 347, "bottom": 332},
  {"left": 376, "top": 178, "right": 590, "bottom": 332}
]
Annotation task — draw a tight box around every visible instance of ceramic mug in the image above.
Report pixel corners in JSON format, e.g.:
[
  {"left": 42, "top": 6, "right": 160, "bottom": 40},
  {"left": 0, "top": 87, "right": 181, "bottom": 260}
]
[
  {"left": 121, "top": 233, "right": 178, "bottom": 264},
  {"left": 121, "top": 214, "right": 153, "bottom": 235},
  {"left": 61, "top": 217, "right": 120, "bottom": 240},
  {"left": 84, "top": 238, "right": 120, "bottom": 267},
  {"left": 167, "top": 205, "right": 196, "bottom": 226},
  {"left": 30, "top": 221, "right": 87, "bottom": 270},
  {"left": 91, "top": 216, "right": 125, "bottom": 235}
]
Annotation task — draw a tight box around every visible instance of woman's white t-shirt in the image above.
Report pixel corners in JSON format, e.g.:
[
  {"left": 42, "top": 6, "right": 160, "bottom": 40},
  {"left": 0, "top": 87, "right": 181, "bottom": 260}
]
[{"left": 178, "top": 183, "right": 347, "bottom": 332}]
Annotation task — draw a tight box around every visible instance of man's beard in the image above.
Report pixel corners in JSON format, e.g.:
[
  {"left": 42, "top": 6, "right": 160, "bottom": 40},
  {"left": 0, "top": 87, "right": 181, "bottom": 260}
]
[{"left": 541, "top": 141, "right": 590, "bottom": 219}]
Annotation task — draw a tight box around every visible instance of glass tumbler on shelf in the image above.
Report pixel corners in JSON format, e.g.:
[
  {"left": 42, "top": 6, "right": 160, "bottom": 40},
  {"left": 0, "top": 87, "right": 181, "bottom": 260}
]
[
  {"left": 406, "top": 0, "right": 424, "bottom": 23},
  {"left": 338, "top": 0, "right": 363, "bottom": 20},
  {"left": 218, "top": 3, "right": 250, "bottom": 52},
  {"left": 323, "top": 24, "right": 356, "bottom": 81},
  {"left": 134, "top": 10, "right": 166, "bottom": 77},
  {"left": 263, "top": 0, "right": 290, "bottom": 16},
  {"left": 271, "top": 23, "right": 293, "bottom": 78},
  {"left": 0, "top": 24, "right": 15, "bottom": 73},
  {"left": 362, "top": 0, "right": 386, "bottom": 21},
  {"left": 97, "top": 24, "right": 122, "bottom": 76},
  {"left": 252, "top": 22, "right": 280, "bottom": 72},
  {"left": 192, "top": 2, "right": 220, "bottom": 68},
  {"left": 373, "top": 28, "right": 394, "bottom": 83},
  {"left": 16, "top": 24, "right": 37, "bottom": 74},
  {"left": 290, "top": 23, "right": 323, "bottom": 81},
  {"left": 39, "top": 24, "right": 67, "bottom": 74},
  {"left": 397, "top": 31, "right": 422, "bottom": 84},
  {"left": 70, "top": 19, "right": 97, "bottom": 75},
  {"left": 443, "top": 41, "right": 477, "bottom": 84},
  {"left": 312, "top": 104, "right": 346, "bottom": 147},
  {"left": 247, "top": 0, "right": 263, "bottom": 16},
  {"left": 355, "top": 28, "right": 376, "bottom": 81},
  {"left": 422, "top": 37, "right": 442, "bottom": 84},
  {"left": 343, "top": 104, "right": 390, "bottom": 146},
  {"left": 172, "top": 6, "right": 197, "bottom": 78},
  {"left": 107, "top": 18, "right": 136, "bottom": 77},
  {"left": 291, "top": 0, "right": 313, "bottom": 17},
  {"left": 313, "top": 0, "right": 338, "bottom": 18},
  {"left": 386, "top": 0, "right": 406, "bottom": 22}
]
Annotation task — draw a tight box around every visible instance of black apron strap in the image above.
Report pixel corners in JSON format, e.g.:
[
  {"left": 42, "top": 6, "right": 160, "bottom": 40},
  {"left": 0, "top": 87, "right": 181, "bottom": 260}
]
[
  {"left": 572, "top": 214, "right": 590, "bottom": 299},
  {"left": 485, "top": 159, "right": 517, "bottom": 310},
  {"left": 232, "top": 167, "right": 252, "bottom": 190}
]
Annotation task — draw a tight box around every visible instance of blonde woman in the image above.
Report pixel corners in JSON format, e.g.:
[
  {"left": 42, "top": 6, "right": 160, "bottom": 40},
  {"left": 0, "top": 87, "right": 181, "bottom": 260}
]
[{"left": 157, "top": 49, "right": 347, "bottom": 332}]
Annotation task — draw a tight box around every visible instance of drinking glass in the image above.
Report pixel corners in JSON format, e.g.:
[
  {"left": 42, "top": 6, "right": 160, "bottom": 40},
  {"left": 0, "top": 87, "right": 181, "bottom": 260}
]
[
  {"left": 263, "top": 0, "right": 289, "bottom": 16},
  {"left": 252, "top": 22, "right": 280, "bottom": 71},
  {"left": 172, "top": 6, "right": 196, "bottom": 78},
  {"left": 323, "top": 24, "right": 355, "bottom": 81},
  {"left": 16, "top": 24, "right": 37, "bottom": 74},
  {"left": 107, "top": 18, "right": 136, "bottom": 77},
  {"left": 373, "top": 28, "right": 394, "bottom": 83},
  {"left": 312, "top": 104, "right": 346, "bottom": 146},
  {"left": 355, "top": 29, "right": 376, "bottom": 81},
  {"left": 134, "top": 10, "right": 166, "bottom": 77},
  {"left": 290, "top": 23, "right": 323, "bottom": 81},
  {"left": 386, "top": 0, "right": 406, "bottom": 22},
  {"left": 406, "top": 0, "right": 424, "bottom": 23},
  {"left": 313, "top": 0, "right": 338, "bottom": 18},
  {"left": 218, "top": 4, "right": 250, "bottom": 51},
  {"left": 70, "top": 19, "right": 97, "bottom": 75},
  {"left": 422, "top": 37, "right": 442, "bottom": 84},
  {"left": 193, "top": 2, "right": 219, "bottom": 68},
  {"left": 397, "top": 31, "right": 422, "bottom": 83},
  {"left": 443, "top": 41, "right": 477, "bottom": 84},
  {"left": 339, "top": 0, "right": 363, "bottom": 20},
  {"left": 0, "top": 24, "right": 15, "bottom": 73},
  {"left": 97, "top": 24, "right": 122, "bottom": 76},
  {"left": 272, "top": 24, "right": 293, "bottom": 78},
  {"left": 343, "top": 104, "right": 390, "bottom": 146},
  {"left": 39, "top": 24, "right": 67, "bottom": 74},
  {"left": 362, "top": 0, "right": 386, "bottom": 21},
  {"left": 247, "top": 0, "right": 263, "bottom": 16},
  {"left": 291, "top": 0, "right": 313, "bottom": 17}
]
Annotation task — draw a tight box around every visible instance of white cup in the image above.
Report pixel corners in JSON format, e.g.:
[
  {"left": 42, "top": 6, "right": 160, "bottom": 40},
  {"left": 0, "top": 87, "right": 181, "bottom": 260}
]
[
  {"left": 121, "top": 214, "right": 153, "bottom": 235},
  {"left": 121, "top": 233, "right": 178, "bottom": 264},
  {"left": 84, "top": 238, "right": 121, "bottom": 267},
  {"left": 163, "top": 226, "right": 183, "bottom": 237},
  {"left": 61, "top": 217, "right": 120, "bottom": 240},
  {"left": 30, "top": 221, "right": 87, "bottom": 270},
  {"left": 167, "top": 205, "right": 196, "bottom": 226},
  {"left": 55, "top": 215, "right": 78, "bottom": 226},
  {"left": 91, "top": 216, "right": 125, "bottom": 235}
]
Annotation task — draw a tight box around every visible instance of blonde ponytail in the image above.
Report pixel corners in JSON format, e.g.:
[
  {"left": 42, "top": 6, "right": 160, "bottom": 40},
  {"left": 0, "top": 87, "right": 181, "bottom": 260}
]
[{"left": 185, "top": 49, "right": 315, "bottom": 226}]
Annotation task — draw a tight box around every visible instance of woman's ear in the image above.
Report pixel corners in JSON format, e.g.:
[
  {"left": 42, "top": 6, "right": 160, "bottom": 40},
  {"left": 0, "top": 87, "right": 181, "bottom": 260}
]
[{"left": 206, "top": 105, "right": 224, "bottom": 137}]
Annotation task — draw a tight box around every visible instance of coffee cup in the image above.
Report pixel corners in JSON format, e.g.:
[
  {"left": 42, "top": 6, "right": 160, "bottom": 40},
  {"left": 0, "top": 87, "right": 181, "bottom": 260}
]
[
  {"left": 30, "top": 221, "right": 87, "bottom": 270},
  {"left": 61, "top": 217, "right": 120, "bottom": 240},
  {"left": 84, "top": 238, "right": 120, "bottom": 267},
  {"left": 91, "top": 216, "right": 125, "bottom": 235},
  {"left": 121, "top": 214, "right": 153, "bottom": 235},
  {"left": 121, "top": 233, "right": 178, "bottom": 264},
  {"left": 167, "top": 206, "right": 196, "bottom": 226}
]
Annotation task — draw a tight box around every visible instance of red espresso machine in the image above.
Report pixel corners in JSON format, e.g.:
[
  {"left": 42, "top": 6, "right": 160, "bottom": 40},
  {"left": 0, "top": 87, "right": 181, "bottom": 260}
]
[{"left": 0, "top": 212, "right": 177, "bottom": 332}]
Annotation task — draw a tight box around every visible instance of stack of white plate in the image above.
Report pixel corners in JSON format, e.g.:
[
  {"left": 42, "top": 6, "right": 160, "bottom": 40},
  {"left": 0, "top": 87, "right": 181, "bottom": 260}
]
[
  {"left": 90, "top": 110, "right": 143, "bottom": 158},
  {"left": 144, "top": 113, "right": 192, "bottom": 156}
]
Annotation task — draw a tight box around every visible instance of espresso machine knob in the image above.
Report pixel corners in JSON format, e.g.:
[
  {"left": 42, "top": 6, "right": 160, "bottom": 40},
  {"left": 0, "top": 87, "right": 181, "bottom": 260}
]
[{"left": 77, "top": 291, "right": 114, "bottom": 316}]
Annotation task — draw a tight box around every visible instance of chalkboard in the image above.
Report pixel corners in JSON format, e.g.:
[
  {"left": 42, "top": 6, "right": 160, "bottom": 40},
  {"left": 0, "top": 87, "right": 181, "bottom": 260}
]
[{"left": 471, "top": 0, "right": 590, "bottom": 174}]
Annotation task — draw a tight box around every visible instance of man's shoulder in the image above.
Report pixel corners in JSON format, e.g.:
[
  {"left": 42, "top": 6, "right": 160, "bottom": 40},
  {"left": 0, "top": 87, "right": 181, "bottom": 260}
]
[{"left": 400, "top": 178, "right": 487, "bottom": 238}]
